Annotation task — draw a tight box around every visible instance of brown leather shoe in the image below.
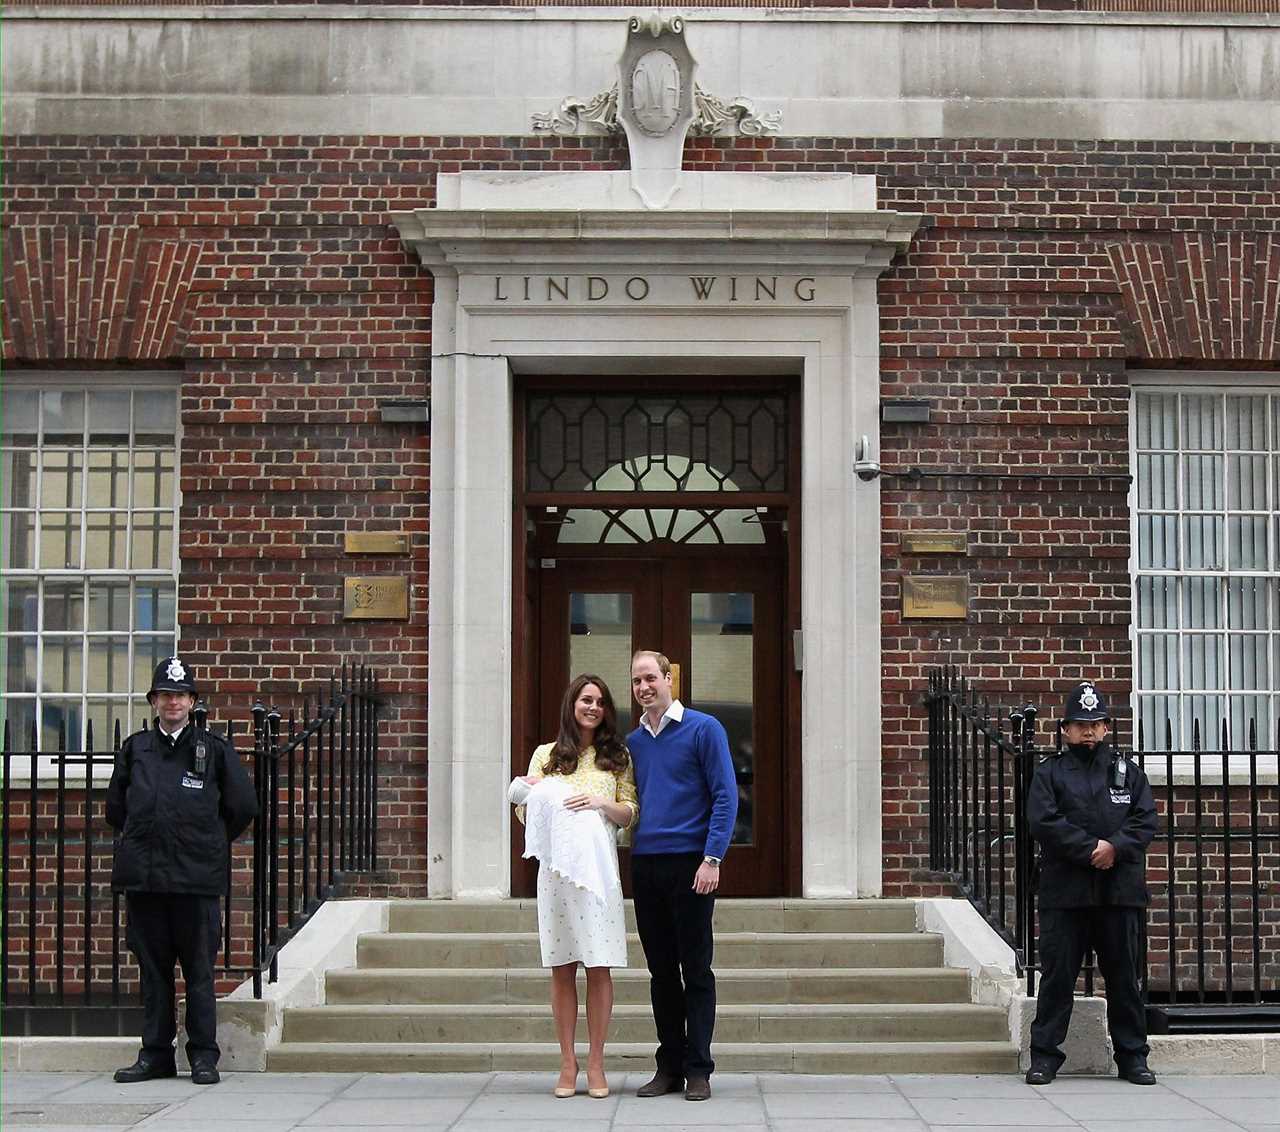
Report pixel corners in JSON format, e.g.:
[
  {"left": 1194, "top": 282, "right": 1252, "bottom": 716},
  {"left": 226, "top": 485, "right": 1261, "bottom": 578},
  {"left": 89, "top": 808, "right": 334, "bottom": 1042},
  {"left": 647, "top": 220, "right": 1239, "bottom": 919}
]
[
  {"left": 684, "top": 1076, "right": 711, "bottom": 1101},
  {"left": 637, "top": 1071, "right": 684, "bottom": 1098}
]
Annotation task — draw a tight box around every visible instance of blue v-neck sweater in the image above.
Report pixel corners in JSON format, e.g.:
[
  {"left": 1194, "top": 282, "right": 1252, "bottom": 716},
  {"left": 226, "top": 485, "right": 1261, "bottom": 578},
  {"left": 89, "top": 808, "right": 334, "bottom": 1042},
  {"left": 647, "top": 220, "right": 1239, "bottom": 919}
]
[{"left": 627, "top": 708, "right": 738, "bottom": 861}]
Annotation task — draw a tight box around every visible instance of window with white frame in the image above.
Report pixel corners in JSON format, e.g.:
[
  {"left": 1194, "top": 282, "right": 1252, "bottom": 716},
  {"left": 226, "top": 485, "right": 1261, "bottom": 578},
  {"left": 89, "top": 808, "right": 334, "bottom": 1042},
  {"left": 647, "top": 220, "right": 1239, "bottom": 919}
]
[
  {"left": 1, "top": 379, "right": 180, "bottom": 753},
  {"left": 1132, "top": 379, "right": 1279, "bottom": 752}
]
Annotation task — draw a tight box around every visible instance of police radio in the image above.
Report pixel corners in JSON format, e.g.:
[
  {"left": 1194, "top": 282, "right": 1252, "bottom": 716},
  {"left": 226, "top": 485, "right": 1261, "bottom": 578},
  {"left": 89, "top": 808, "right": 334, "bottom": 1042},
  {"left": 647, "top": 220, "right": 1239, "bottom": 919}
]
[
  {"left": 1111, "top": 753, "right": 1127, "bottom": 790},
  {"left": 194, "top": 739, "right": 208, "bottom": 776}
]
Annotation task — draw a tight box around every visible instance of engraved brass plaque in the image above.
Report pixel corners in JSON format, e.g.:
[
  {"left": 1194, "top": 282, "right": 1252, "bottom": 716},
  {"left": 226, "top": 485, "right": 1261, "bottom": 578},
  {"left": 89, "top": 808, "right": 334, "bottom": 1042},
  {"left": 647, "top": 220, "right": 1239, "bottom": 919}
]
[
  {"left": 344, "top": 532, "right": 410, "bottom": 556},
  {"left": 343, "top": 576, "right": 409, "bottom": 620},
  {"left": 902, "top": 575, "right": 968, "bottom": 620},
  {"left": 902, "top": 532, "right": 968, "bottom": 556}
]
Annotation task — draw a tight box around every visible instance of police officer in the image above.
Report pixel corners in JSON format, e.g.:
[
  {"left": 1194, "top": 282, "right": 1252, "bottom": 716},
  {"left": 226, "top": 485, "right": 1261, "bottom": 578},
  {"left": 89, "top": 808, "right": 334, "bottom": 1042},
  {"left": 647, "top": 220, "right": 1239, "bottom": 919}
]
[
  {"left": 106, "top": 657, "right": 257, "bottom": 1085},
  {"left": 1025, "top": 681, "right": 1158, "bottom": 1086}
]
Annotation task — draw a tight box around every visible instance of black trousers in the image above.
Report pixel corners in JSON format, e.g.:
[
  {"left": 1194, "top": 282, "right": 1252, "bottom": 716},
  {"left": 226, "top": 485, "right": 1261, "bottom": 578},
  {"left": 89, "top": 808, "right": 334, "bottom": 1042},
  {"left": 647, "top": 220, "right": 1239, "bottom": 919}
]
[
  {"left": 631, "top": 852, "right": 717, "bottom": 1079},
  {"left": 126, "top": 892, "right": 222, "bottom": 1066},
  {"left": 1030, "top": 905, "right": 1149, "bottom": 1071}
]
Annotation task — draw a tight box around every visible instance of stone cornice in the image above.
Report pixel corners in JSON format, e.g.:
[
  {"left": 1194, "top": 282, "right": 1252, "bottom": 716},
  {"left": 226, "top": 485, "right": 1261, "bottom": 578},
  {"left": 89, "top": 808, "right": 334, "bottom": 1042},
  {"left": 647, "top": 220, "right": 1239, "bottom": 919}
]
[
  {"left": 391, "top": 209, "right": 925, "bottom": 271},
  {"left": 7, "top": 6, "right": 1277, "bottom": 27}
]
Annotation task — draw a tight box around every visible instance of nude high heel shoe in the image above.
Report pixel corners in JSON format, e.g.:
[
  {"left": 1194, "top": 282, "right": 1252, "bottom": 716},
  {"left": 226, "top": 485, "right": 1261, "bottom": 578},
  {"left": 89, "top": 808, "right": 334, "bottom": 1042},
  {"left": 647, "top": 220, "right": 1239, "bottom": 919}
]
[
  {"left": 554, "top": 1063, "right": 578, "bottom": 1098},
  {"left": 587, "top": 1067, "right": 609, "bottom": 1098}
]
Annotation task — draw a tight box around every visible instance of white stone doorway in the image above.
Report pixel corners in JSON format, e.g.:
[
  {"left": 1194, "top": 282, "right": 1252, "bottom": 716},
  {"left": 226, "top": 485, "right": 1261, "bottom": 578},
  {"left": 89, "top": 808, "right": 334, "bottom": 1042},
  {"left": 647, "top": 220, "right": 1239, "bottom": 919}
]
[{"left": 393, "top": 171, "right": 921, "bottom": 900}]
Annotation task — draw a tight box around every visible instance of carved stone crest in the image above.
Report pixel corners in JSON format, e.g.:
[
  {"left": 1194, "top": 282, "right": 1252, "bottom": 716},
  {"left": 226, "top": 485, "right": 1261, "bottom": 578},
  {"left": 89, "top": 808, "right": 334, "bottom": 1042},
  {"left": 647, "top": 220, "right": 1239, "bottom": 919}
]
[{"left": 531, "top": 12, "right": 781, "bottom": 209}]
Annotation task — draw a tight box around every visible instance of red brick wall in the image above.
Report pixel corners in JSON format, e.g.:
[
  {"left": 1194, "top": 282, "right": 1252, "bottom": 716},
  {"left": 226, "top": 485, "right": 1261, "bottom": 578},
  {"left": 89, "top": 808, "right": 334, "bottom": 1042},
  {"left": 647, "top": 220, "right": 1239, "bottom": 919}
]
[{"left": 3, "top": 133, "right": 1278, "bottom": 907}]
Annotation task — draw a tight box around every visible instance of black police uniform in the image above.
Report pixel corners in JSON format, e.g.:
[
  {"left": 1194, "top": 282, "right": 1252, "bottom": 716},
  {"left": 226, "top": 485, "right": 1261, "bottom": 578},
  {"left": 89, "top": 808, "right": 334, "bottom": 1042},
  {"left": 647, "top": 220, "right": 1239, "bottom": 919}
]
[
  {"left": 106, "top": 659, "right": 256, "bottom": 1080},
  {"left": 1026, "top": 684, "right": 1157, "bottom": 1082}
]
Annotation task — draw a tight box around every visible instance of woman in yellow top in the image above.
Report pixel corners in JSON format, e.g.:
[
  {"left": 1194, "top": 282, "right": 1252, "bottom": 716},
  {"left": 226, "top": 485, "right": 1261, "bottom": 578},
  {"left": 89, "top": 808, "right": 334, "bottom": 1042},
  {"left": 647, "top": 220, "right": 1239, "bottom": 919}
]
[{"left": 513, "top": 673, "right": 638, "bottom": 1100}]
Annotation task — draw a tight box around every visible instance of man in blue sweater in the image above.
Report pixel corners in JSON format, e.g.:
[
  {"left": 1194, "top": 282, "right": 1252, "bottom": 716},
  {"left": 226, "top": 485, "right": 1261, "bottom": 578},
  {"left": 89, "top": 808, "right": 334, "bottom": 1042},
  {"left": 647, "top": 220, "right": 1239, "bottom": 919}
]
[{"left": 628, "top": 649, "right": 738, "bottom": 1103}]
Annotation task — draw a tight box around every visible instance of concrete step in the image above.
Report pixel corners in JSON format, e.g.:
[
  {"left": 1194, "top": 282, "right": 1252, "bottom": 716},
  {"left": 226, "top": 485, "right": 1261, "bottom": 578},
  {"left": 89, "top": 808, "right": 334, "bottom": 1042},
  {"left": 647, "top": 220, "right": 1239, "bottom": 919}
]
[
  {"left": 386, "top": 899, "right": 920, "bottom": 936},
  {"left": 324, "top": 965, "right": 974, "bottom": 1006},
  {"left": 266, "top": 1039, "right": 1020, "bottom": 1075},
  {"left": 356, "top": 932, "right": 943, "bottom": 971},
  {"left": 283, "top": 1002, "right": 1010, "bottom": 1045}
]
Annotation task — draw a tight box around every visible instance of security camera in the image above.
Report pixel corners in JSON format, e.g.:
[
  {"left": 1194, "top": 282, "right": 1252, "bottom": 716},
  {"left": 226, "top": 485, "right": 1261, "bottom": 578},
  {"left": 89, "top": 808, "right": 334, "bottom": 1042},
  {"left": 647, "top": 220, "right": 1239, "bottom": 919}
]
[{"left": 854, "top": 435, "right": 881, "bottom": 482}]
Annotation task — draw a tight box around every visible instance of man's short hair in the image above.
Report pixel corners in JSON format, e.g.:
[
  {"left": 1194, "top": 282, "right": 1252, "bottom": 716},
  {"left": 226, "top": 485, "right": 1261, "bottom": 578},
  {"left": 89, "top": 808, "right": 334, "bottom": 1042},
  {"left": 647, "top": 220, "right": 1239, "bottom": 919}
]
[{"left": 631, "top": 649, "right": 671, "bottom": 677}]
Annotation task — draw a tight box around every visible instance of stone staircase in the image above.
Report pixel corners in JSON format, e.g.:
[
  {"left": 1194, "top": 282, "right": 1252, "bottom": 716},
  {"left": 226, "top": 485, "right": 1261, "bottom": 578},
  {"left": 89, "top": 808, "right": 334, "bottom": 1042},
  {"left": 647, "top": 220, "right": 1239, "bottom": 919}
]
[{"left": 267, "top": 899, "right": 1019, "bottom": 1073}]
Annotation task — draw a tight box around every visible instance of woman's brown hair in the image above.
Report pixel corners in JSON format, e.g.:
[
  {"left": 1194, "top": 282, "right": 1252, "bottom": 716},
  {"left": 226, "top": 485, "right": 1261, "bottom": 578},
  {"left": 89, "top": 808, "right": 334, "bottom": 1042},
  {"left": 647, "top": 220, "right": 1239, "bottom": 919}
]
[{"left": 544, "top": 673, "right": 630, "bottom": 776}]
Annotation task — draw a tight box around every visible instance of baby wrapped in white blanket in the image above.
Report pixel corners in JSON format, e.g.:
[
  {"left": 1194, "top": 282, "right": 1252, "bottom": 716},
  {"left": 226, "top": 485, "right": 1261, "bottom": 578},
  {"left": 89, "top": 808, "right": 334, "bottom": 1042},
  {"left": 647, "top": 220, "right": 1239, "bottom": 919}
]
[{"left": 508, "top": 776, "right": 622, "bottom": 903}]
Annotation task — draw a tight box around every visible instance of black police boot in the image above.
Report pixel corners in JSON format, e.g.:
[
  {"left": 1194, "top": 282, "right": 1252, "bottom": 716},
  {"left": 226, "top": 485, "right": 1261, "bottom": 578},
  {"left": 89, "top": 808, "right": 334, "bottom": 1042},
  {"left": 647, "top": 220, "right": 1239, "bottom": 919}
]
[
  {"left": 114, "top": 1054, "right": 178, "bottom": 1083},
  {"left": 1024, "top": 1061, "right": 1057, "bottom": 1086},
  {"left": 1118, "top": 1061, "right": 1157, "bottom": 1086},
  {"left": 190, "top": 1059, "right": 221, "bottom": 1085}
]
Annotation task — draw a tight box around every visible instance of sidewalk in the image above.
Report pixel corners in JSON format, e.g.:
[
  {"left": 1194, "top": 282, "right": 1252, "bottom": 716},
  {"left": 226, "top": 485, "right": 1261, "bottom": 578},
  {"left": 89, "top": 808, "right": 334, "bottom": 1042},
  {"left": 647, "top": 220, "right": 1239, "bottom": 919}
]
[{"left": 4, "top": 1071, "right": 1280, "bottom": 1132}]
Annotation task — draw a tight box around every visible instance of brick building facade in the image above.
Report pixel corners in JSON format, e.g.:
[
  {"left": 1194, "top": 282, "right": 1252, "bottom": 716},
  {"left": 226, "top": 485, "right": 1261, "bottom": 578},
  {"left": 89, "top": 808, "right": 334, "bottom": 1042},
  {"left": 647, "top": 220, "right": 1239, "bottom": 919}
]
[{"left": 2, "top": 3, "right": 1278, "bottom": 947}]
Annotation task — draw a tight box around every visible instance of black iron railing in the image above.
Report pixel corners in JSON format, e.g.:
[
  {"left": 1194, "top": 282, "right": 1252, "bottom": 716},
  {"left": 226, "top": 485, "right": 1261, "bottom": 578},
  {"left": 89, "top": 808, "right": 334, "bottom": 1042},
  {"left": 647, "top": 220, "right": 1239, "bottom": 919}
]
[
  {"left": 0, "top": 663, "right": 381, "bottom": 1031},
  {"left": 926, "top": 666, "right": 1280, "bottom": 1031},
  {"left": 926, "top": 667, "right": 1039, "bottom": 991}
]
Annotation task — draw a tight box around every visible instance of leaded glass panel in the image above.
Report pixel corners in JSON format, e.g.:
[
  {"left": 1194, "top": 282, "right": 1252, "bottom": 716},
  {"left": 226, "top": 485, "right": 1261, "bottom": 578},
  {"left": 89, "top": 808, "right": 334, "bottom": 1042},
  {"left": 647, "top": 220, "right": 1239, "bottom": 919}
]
[{"left": 526, "top": 393, "right": 788, "bottom": 493}]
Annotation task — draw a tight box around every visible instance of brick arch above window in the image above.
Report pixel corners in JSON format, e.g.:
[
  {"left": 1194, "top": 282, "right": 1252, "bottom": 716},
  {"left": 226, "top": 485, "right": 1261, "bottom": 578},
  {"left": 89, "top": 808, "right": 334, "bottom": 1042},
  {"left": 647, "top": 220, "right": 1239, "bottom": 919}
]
[
  {"left": 1108, "top": 234, "right": 1280, "bottom": 363},
  {"left": 1, "top": 226, "right": 203, "bottom": 362}
]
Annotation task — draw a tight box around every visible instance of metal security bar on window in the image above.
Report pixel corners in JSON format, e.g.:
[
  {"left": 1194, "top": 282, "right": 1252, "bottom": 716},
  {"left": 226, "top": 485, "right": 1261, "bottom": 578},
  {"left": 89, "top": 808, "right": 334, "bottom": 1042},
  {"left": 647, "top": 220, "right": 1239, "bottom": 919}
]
[
  {"left": 1132, "top": 389, "right": 1279, "bottom": 752},
  {"left": 525, "top": 393, "right": 788, "bottom": 494},
  {"left": 0, "top": 386, "right": 179, "bottom": 757}
]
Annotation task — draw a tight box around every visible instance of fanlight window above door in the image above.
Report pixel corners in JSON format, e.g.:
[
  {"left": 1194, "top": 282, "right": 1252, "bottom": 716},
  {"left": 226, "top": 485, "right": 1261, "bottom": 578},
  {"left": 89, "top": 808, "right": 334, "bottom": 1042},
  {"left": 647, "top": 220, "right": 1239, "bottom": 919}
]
[{"left": 525, "top": 393, "right": 788, "bottom": 494}]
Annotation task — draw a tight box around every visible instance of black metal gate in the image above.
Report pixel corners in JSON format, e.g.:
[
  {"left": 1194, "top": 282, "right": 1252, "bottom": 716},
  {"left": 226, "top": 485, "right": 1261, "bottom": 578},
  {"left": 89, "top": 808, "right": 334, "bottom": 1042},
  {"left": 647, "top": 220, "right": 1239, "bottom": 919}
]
[
  {"left": 926, "top": 666, "right": 1280, "bottom": 1032},
  {"left": 1, "top": 662, "right": 382, "bottom": 1036}
]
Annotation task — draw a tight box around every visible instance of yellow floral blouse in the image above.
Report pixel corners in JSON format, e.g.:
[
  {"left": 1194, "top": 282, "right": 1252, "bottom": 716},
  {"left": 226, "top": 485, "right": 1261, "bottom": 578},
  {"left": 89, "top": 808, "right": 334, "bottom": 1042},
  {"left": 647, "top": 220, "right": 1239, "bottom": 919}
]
[{"left": 516, "top": 742, "right": 639, "bottom": 830}]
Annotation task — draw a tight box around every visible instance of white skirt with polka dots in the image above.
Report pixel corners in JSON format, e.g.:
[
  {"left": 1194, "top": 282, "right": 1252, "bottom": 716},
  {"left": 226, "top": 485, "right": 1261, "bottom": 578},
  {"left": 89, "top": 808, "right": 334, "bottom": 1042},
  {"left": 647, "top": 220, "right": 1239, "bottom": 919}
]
[{"left": 536, "top": 854, "right": 628, "bottom": 969}]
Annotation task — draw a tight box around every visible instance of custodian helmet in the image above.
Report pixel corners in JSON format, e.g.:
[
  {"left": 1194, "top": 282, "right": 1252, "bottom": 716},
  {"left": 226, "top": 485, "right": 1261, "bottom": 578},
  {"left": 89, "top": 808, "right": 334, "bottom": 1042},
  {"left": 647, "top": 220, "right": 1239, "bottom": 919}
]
[
  {"left": 1060, "top": 681, "right": 1110, "bottom": 725},
  {"left": 148, "top": 656, "right": 197, "bottom": 699}
]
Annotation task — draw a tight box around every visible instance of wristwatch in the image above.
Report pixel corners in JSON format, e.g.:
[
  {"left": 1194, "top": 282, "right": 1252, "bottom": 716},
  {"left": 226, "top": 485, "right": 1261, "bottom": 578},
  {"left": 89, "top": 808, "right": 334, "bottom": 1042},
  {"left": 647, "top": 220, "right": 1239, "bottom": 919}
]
[{"left": 703, "top": 856, "right": 722, "bottom": 867}]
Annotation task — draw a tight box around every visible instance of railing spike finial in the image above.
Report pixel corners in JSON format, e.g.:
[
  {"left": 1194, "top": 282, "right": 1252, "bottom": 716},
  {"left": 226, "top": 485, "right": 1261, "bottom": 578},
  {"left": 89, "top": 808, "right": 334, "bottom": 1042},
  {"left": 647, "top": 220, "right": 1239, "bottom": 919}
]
[
  {"left": 1221, "top": 717, "right": 1229, "bottom": 752},
  {"left": 114, "top": 718, "right": 123, "bottom": 750},
  {"left": 1248, "top": 715, "right": 1257, "bottom": 752},
  {"left": 1137, "top": 716, "right": 1145, "bottom": 753},
  {"left": 1192, "top": 717, "right": 1202, "bottom": 752},
  {"left": 85, "top": 718, "right": 95, "bottom": 754}
]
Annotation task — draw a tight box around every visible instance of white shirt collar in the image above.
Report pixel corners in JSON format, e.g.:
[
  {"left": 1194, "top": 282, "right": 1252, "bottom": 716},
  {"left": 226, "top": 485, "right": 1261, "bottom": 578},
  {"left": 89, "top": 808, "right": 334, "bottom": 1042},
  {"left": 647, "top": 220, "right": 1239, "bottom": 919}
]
[
  {"left": 641, "top": 699, "right": 684, "bottom": 738},
  {"left": 158, "top": 721, "right": 189, "bottom": 742}
]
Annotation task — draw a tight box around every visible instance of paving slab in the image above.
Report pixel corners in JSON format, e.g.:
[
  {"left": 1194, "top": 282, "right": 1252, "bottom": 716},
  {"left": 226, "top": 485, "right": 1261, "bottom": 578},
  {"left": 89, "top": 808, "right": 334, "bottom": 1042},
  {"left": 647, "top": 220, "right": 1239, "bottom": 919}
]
[
  {"left": 452, "top": 1122, "right": 613, "bottom": 1132},
  {"left": 339, "top": 1072, "right": 489, "bottom": 1097},
  {"left": 759, "top": 1072, "right": 896, "bottom": 1093},
  {"left": 612, "top": 1096, "right": 769, "bottom": 1125},
  {"left": 461, "top": 1092, "right": 621, "bottom": 1117},
  {"left": 772, "top": 1121, "right": 930, "bottom": 1132},
  {"left": 763, "top": 1091, "right": 918, "bottom": 1119},
  {"left": 43, "top": 1079, "right": 205, "bottom": 1103},
  {"left": 157, "top": 1089, "right": 331, "bottom": 1123},
  {"left": 298, "top": 1096, "right": 473, "bottom": 1125},
  {"left": 0, "top": 1102, "right": 166, "bottom": 1126},
  {"left": 894, "top": 1076, "right": 1051, "bottom": 1098},
  {"left": 1193, "top": 1098, "right": 1280, "bottom": 1124},
  {"left": 1078, "top": 1122, "right": 1250, "bottom": 1132},
  {"left": 909, "top": 1097, "right": 1080, "bottom": 1126},
  {"left": 3, "top": 1070, "right": 1279, "bottom": 1130},
  {"left": 1044, "top": 1091, "right": 1219, "bottom": 1121},
  {"left": 1164, "top": 1076, "right": 1280, "bottom": 1098}
]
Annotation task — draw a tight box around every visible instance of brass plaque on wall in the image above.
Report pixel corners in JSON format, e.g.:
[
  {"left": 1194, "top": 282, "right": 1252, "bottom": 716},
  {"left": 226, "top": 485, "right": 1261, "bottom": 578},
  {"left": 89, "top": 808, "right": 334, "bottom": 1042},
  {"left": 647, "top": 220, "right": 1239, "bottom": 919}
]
[
  {"left": 345, "top": 532, "right": 410, "bottom": 555},
  {"left": 902, "top": 575, "right": 968, "bottom": 619},
  {"left": 902, "top": 532, "right": 968, "bottom": 555},
  {"left": 343, "top": 576, "right": 409, "bottom": 620}
]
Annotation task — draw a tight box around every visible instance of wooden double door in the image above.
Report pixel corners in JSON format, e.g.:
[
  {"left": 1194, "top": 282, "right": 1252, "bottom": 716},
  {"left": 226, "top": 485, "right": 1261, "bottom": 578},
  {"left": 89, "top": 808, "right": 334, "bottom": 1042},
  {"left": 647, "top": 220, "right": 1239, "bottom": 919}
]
[{"left": 514, "top": 548, "right": 787, "bottom": 897}]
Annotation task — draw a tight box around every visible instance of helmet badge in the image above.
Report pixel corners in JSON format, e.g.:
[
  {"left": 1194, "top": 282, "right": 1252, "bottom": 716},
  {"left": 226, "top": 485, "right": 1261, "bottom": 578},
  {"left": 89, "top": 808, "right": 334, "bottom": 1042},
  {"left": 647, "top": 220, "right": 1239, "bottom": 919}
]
[
  {"left": 1079, "top": 684, "right": 1100, "bottom": 712},
  {"left": 166, "top": 658, "right": 187, "bottom": 682}
]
